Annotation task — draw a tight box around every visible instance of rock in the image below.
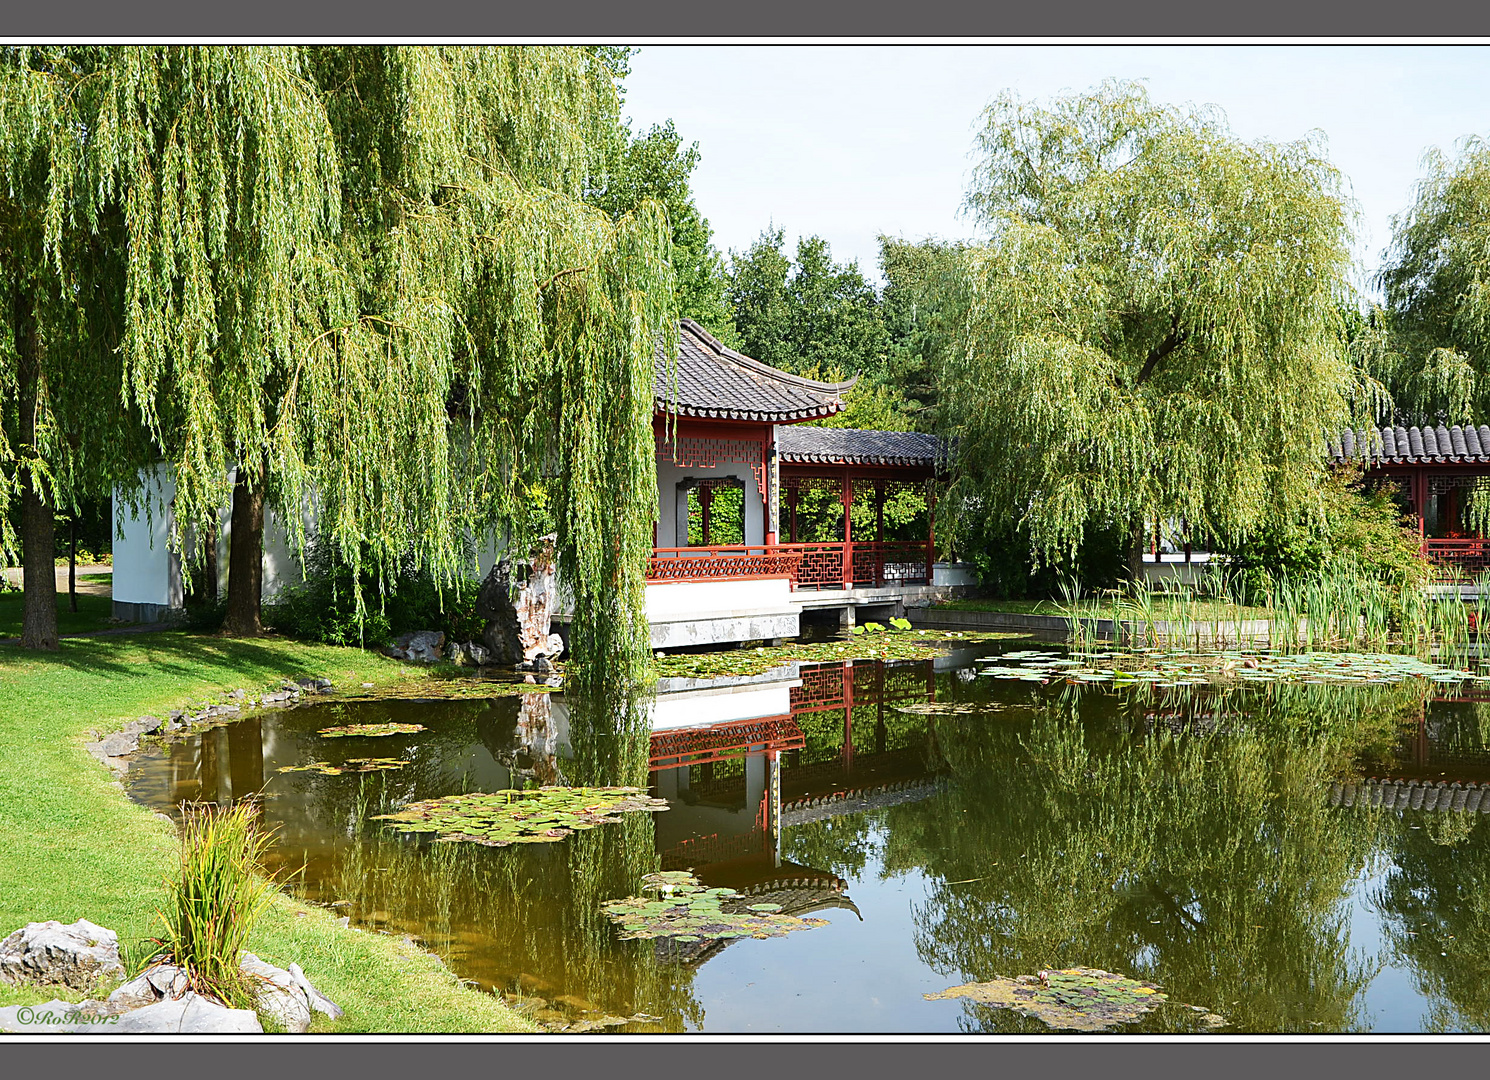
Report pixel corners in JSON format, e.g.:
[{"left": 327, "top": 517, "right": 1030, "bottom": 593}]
[
  {"left": 287, "top": 962, "right": 343, "bottom": 1019},
  {"left": 240, "top": 952, "right": 312, "bottom": 1033},
  {"left": 99, "top": 730, "right": 140, "bottom": 757},
  {"left": 546, "top": 632, "right": 564, "bottom": 659},
  {"left": 145, "top": 963, "right": 190, "bottom": 998},
  {"left": 124, "top": 715, "right": 163, "bottom": 736},
  {"left": 108, "top": 973, "right": 162, "bottom": 1009},
  {"left": 533, "top": 656, "right": 552, "bottom": 674},
  {"left": 464, "top": 641, "right": 490, "bottom": 666},
  {"left": 228, "top": 688, "right": 246, "bottom": 700},
  {"left": 445, "top": 641, "right": 466, "bottom": 665},
  {"left": 0, "top": 920, "right": 123, "bottom": 990},
  {"left": 0, "top": 992, "right": 263, "bottom": 1033},
  {"left": 387, "top": 630, "right": 445, "bottom": 665}
]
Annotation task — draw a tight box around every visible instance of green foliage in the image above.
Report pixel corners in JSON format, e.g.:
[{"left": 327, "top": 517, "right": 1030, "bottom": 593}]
[
  {"left": 154, "top": 802, "right": 278, "bottom": 1011},
  {"left": 1219, "top": 468, "right": 1429, "bottom": 602},
  {"left": 1375, "top": 137, "right": 1490, "bottom": 423},
  {"left": 263, "top": 540, "right": 481, "bottom": 648},
  {"left": 727, "top": 227, "right": 888, "bottom": 377},
  {"left": 592, "top": 119, "right": 736, "bottom": 343},
  {"left": 876, "top": 236, "right": 971, "bottom": 426},
  {"left": 941, "top": 79, "right": 1364, "bottom": 567},
  {"left": 961, "top": 513, "right": 1128, "bottom": 600}
]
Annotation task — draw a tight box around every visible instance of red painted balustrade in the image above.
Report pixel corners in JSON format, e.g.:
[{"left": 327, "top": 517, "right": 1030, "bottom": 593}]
[{"left": 646, "top": 541, "right": 934, "bottom": 589}]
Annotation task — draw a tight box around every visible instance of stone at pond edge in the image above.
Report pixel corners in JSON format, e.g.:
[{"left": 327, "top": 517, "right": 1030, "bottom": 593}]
[
  {"left": 240, "top": 952, "right": 313, "bottom": 1033},
  {"left": 0, "top": 993, "right": 263, "bottom": 1034},
  {"left": 0, "top": 919, "right": 124, "bottom": 990},
  {"left": 384, "top": 630, "right": 446, "bottom": 664},
  {"left": 477, "top": 561, "right": 525, "bottom": 666}
]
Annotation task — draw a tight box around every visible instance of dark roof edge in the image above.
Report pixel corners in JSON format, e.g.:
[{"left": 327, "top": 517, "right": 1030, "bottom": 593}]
[{"left": 679, "top": 318, "right": 859, "bottom": 398}]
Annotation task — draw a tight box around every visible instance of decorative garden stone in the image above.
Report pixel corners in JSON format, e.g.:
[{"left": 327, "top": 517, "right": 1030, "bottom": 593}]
[{"left": 0, "top": 919, "right": 123, "bottom": 990}]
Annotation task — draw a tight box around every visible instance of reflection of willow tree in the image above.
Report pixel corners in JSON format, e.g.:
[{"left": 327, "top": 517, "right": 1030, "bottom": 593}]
[
  {"left": 1374, "top": 758, "right": 1490, "bottom": 1029},
  {"left": 885, "top": 682, "right": 1419, "bottom": 1033}
]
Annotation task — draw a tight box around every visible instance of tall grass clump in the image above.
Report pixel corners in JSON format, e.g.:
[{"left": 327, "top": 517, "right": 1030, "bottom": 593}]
[{"left": 153, "top": 802, "right": 279, "bottom": 1010}]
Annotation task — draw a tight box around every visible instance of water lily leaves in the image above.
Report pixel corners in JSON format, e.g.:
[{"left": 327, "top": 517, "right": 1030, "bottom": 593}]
[
  {"left": 601, "top": 871, "right": 831, "bottom": 942},
  {"left": 278, "top": 758, "right": 408, "bottom": 775},
  {"left": 980, "top": 648, "right": 1480, "bottom": 690},
  {"left": 925, "top": 967, "right": 1173, "bottom": 1032},
  {"left": 374, "top": 787, "right": 668, "bottom": 847},
  {"left": 318, "top": 723, "right": 427, "bottom": 738}
]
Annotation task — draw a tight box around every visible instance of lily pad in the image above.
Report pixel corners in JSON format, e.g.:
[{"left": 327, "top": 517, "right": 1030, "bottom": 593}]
[
  {"left": 317, "top": 722, "right": 427, "bottom": 738},
  {"left": 601, "top": 871, "right": 831, "bottom": 942},
  {"left": 278, "top": 757, "right": 408, "bottom": 776},
  {"left": 374, "top": 786, "right": 668, "bottom": 847},
  {"left": 925, "top": 967, "right": 1169, "bottom": 1031}
]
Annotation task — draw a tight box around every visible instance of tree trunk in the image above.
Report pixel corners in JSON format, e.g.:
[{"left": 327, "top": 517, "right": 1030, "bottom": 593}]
[
  {"left": 15, "top": 289, "right": 58, "bottom": 651},
  {"left": 1125, "top": 522, "right": 1147, "bottom": 587},
  {"left": 222, "top": 465, "right": 264, "bottom": 637}
]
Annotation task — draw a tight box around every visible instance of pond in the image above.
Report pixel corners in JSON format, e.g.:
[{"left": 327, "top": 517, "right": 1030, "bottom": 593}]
[{"left": 125, "top": 639, "right": 1490, "bottom": 1033}]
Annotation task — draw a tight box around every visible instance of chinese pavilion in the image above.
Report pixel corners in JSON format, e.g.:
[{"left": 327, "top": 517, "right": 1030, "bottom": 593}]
[
  {"left": 1328, "top": 424, "right": 1490, "bottom": 581},
  {"left": 627, "top": 319, "right": 965, "bottom": 648}
]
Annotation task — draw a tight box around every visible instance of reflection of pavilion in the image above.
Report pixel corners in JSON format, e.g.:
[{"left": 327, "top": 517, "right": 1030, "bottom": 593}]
[{"left": 648, "top": 659, "right": 946, "bottom": 883}]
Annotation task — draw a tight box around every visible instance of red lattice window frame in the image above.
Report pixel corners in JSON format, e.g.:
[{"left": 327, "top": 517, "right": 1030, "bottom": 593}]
[{"left": 657, "top": 434, "right": 768, "bottom": 498}]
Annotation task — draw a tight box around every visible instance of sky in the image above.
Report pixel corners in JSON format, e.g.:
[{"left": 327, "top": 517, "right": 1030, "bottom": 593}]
[{"left": 621, "top": 45, "right": 1490, "bottom": 293}]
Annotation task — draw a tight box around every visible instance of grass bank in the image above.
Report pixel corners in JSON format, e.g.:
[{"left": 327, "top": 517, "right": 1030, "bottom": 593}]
[{"left": 0, "top": 631, "right": 534, "bottom": 1033}]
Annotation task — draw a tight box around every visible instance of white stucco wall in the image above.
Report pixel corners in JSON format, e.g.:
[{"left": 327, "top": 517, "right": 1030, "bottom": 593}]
[
  {"left": 654, "top": 460, "right": 766, "bottom": 548},
  {"left": 112, "top": 464, "right": 180, "bottom": 608}
]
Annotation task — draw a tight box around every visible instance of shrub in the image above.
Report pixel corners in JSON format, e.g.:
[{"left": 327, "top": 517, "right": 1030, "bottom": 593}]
[
  {"left": 263, "top": 539, "right": 481, "bottom": 647},
  {"left": 1218, "top": 468, "right": 1429, "bottom": 603}
]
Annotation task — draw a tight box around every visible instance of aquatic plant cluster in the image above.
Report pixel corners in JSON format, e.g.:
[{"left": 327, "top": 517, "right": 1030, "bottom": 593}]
[
  {"left": 924, "top": 967, "right": 1225, "bottom": 1032},
  {"left": 373, "top": 788, "right": 668, "bottom": 847},
  {"left": 980, "top": 648, "right": 1490, "bottom": 689},
  {"left": 599, "top": 871, "right": 829, "bottom": 942},
  {"left": 278, "top": 759, "right": 409, "bottom": 775},
  {"left": 316, "top": 723, "right": 427, "bottom": 738},
  {"left": 1056, "top": 569, "right": 1490, "bottom": 662}
]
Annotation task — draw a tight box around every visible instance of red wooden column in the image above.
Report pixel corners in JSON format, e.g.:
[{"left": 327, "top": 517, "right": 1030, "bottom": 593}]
[
  {"left": 925, "top": 480, "right": 937, "bottom": 584},
  {"left": 841, "top": 662, "right": 855, "bottom": 773},
  {"left": 1412, "top": 469, "right": 1428, "bottom": 554},
  {"left": 874, "top": 480, "right": 886, "bottom": 585},
  {"left": 841, "top": 469, "right": 854, "bottom": 589}
]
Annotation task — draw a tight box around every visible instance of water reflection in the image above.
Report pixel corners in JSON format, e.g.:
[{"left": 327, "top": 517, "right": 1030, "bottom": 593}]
[{"left": 123, "top": 646, "right": 1490, "bottom": 1032}]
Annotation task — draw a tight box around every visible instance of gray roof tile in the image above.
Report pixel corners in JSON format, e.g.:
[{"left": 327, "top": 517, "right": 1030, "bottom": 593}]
[
  {"left": 1328, "top": 424, "right": 1490, "bottom": 465},
  {"left": 777, "top": 426, "right": 944, "bottom": 468},
  {"left": 655, "top": 319, "right": 855, "bottom": 423}
]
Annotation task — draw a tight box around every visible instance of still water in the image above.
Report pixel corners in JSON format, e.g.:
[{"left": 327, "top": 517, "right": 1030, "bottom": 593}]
[{"left": 125, "top": 641, "right": 1490, "bottom": 1033}]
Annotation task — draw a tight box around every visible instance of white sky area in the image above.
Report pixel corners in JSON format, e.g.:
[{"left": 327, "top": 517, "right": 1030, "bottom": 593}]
[{"left": 621, "top": 44, "right": 1490, "bottom": 295}]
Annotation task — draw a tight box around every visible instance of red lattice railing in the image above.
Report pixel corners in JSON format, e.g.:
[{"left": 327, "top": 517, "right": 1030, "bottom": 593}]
[
  {"left": 1423, "top": 538, "right": 1490, "bottom": 582},
  {"left": 648, "top": 715, "right": 805, "bottom": 770},
  {"left": 648, "top": 546, "right": 803, "bottom": 582},
  {"left": 647, "top": 541, "right": 933, "bottom": 589}
]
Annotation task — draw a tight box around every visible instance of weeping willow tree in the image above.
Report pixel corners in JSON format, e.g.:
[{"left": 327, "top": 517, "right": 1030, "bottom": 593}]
[
  {"left": 942, "top": 80, "right": 1370, "bottom": 577},
  {"left": 0, "top": 47, "right": 164, "bottom": 648},
  {"left": 286, "top": 47, "right": 673, "bottom": 685},
  {"left": 3, "top": 46, "right": 674, "bottom": 676},
  {"left": 1371, "top": 137, "right": 1490, "bottom": 425}
]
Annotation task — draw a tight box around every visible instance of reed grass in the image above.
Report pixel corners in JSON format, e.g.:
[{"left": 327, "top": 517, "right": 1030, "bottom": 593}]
[
  {"left": 1057, "top": 564, "right": 1490, "bottom": 662},
  {"left": 154, "top": 801, "right": 279, "bottom": 1010}
]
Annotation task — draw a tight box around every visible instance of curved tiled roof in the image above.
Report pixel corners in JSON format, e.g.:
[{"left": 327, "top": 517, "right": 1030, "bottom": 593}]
[
  {"left": 776, "top": 426, "right": 944, "bottom": 467},
  {"left": 655, "top": 319, "right": 856, "bottom": 423},
  {"left": 1327, "top": 424, "right": 1490, "bottom": 465}
]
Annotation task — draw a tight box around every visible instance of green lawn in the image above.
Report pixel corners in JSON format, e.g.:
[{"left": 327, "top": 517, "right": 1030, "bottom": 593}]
[
  {"left": 0, "top": 631, "right": 534, "bottom": 1033},
  {"left": 0, "top": 591, "right": 117, "bottom": 637},
  {"left": 934, "top": 596, "right": 1271, "bottom": 621}
]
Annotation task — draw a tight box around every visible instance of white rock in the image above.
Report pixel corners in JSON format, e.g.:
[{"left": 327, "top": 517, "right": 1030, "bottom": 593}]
[
  {"left": 0, "top": 992, "right": 261, "bottom": 1034},
  {"left": 0, "top": 919, "right": 123, "bottom": 990},
  {"left": 240, "top": 952, "right": 312, "bottom": 1033},
  {"left": 288, "top": 962, "right": 344, "bottom": 1019}
]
